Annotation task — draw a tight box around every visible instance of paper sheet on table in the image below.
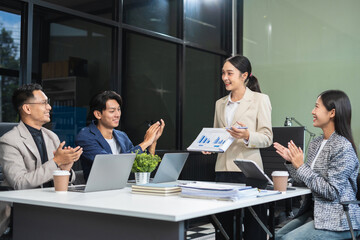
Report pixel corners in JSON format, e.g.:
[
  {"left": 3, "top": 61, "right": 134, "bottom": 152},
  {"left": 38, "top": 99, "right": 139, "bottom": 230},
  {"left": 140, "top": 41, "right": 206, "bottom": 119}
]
[
  {"left": 178, "top": 182, "right": 259, "bottom": 201},
  {"left": 187, "top": 128, "right": 234, "bottom": 153}
]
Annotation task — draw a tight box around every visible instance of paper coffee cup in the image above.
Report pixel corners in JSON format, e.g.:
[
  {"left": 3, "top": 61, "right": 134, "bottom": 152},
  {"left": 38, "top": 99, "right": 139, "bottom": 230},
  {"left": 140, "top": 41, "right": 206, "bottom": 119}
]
[
  {"left": 271, "top": 171, "right": 289, "bottom": 192},
  {"left": 53, "top": 170, "right": 70, "bottom": 193}
]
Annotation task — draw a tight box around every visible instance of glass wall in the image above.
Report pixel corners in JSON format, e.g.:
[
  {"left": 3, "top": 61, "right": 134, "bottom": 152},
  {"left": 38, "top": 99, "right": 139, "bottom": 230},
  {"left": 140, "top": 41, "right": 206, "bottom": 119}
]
[
  {"left": 183, "top": 48, "right": 222, "bottom": 148},
  {"left": 185, "top": 0, "right": 230, "bottom": 51},
  {"left": 122, "top": 33, "right": 177, "bottom": 149},
  {"left": 0, "top": 0, "right": 235, "bottom": 151},
  {"left": 32, "top": 7, "right": 113, "bottom": 147},
  {"left": 0, "top": 8, "right": 21, "bottom": 122},
  {"left": 244, "top": 0, "right": 360, "bottom": 152},
  {"left": 123, "top": 0, "right": 178, "bottom": 37},
  {"left": 42, "top": 0, "right": 116, "bottom": 20}
]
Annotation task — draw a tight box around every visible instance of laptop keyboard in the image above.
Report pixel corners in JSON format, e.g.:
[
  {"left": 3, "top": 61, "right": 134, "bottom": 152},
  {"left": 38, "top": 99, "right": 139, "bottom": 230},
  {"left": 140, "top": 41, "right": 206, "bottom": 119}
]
[{"left": 68, "top": 185, "right": 86, "bottom": 192}]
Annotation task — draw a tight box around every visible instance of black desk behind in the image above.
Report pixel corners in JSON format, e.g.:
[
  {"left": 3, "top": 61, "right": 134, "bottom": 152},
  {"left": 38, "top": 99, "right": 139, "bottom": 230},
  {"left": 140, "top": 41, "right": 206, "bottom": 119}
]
[{"left": 261, "top": 127, "right": 305, "bottom": 178}]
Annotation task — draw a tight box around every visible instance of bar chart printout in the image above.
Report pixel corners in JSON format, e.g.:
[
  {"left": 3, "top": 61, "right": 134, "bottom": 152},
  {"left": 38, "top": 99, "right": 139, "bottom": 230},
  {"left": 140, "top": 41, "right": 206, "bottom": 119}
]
[{"left": 187, "top": 128, "right": 234, "bottom": 152}]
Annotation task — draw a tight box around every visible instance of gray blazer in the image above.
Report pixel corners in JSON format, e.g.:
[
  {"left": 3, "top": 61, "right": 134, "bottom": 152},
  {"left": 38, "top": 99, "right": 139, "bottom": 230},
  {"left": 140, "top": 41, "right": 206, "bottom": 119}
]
[
  {"left": 286, "top": 132, "right": 360, "bottom": 231},
  {"left": 0, "top": 121, "right": 75, "bottom": 190}
]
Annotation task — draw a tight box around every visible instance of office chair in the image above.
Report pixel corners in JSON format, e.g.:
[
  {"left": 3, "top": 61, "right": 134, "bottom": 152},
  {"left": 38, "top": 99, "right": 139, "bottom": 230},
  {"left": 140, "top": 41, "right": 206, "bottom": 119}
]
[
  {"left": 340, "top": 174, "right": 360, "bottom": 240},
  {"left": 0, "top": 123, "right": 17, "bottom": 237}
]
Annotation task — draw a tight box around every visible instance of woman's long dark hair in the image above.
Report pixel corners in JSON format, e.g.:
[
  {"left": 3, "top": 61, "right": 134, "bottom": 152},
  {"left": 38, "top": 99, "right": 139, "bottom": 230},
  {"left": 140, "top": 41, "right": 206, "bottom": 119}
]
[
  {"left": 225, "top": 55, "right": 261, "bottom": 93},
  {"left": 319, "top": 90, "right": 357, "bottom": 155}
]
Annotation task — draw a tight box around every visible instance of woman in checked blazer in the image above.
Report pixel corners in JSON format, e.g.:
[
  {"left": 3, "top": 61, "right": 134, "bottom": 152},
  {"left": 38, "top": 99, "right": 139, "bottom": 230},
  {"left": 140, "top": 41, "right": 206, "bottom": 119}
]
[{"left": 274, "top": 90, "right": 360, "bottom": 239}]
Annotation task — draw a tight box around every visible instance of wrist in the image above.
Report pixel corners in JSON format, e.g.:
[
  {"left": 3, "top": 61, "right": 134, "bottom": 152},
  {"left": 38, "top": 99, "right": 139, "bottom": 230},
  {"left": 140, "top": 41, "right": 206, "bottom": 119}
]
[
  {"left": 53, "top": 157, "right": 59, "bottom": 167},
  {"left": 139, "top": 142, "right": 150, "bottom": 151},
  {"left": 245, "top": 131, "right": 250, "bottom": 141},
  {"left": 293, "top": 162, "right": 303, "bottom": 169}
]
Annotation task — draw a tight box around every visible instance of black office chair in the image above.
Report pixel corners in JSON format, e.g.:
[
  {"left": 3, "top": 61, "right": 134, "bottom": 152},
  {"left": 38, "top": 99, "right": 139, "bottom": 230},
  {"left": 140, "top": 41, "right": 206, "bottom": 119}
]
[{"left": 340, "top": 174, "right": 360, "bottom": 240}]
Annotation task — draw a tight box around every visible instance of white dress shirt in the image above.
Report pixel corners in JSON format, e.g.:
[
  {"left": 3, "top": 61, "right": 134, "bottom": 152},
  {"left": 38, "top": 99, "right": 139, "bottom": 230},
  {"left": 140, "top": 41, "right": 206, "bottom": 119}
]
[
  {"left": 225, "top": 93, "right": 241, "bottom": 127},
  {"left": 225, "top": 93, "right": 249, "bottom": 145}
]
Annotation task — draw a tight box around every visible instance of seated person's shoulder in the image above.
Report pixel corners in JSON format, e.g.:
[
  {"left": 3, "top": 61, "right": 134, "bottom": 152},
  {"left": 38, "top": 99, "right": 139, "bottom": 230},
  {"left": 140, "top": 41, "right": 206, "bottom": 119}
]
[
  {"left": 330, "top": 134, "right": 354, "bottom": 152},
  {"left": 41, "top": 127, "right": 59, "bottom": 139},
  {"left": 75, "top": 126, "right": 100, "bottom": 147},
  {"left": 113, "top": 129, "right": 128, "bottom": 139},
  {"left": 76, "top": 126, "right": 93, "bottom": 139}
]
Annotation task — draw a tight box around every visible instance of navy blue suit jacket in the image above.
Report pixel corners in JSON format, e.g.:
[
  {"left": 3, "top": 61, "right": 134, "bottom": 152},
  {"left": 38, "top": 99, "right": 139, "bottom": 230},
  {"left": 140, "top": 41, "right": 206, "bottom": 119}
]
[{"left": 75, "top": 122, "right": 143, "bottom": 180}]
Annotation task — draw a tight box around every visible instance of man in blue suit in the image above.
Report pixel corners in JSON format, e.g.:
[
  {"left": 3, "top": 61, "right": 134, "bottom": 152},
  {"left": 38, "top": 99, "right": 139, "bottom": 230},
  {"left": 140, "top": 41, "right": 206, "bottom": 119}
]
[{"left": 75, "top": 91, "right": 165, "bottom": 180}]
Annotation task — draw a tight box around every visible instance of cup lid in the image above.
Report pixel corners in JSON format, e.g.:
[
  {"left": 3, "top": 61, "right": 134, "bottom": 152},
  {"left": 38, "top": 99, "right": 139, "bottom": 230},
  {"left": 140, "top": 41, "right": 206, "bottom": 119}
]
[
  {"left": 53, "top": 170, "right": 70, "bottom": 176},
  {"left": 271, "top": 171, "right": 289, "bottom": 177}
]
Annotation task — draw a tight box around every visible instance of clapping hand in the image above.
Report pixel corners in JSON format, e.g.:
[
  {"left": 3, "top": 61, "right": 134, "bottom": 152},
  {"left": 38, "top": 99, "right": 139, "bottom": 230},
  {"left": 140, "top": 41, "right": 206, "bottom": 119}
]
[
  {"left": 154, "top": 119, "right": 165, "bottom": 142},
  {"left": 53, "top": 142, "right": 83, "bottom": 171},
  {"left": 273, "top": 141, "right": 304, "bottom": 169},
  {"left": 287, "top": 140, "right": 304, "bottom": 169}
]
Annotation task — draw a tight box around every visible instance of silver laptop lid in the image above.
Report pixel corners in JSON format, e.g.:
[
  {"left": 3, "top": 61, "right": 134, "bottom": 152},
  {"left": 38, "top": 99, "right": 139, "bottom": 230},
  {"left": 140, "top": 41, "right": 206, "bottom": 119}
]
[
  {"left": 152, "top": 152, "right": 189, "bottom": 183},
  {"left": 84, "top": 153, "right": 136, "bottom": 192}
]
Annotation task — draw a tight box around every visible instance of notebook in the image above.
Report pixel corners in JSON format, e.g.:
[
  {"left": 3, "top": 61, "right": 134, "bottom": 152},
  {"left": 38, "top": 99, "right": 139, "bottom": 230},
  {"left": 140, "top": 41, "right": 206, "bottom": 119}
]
[
  {"left": 68, "top": 153, "right": 135, "bottom": 193},
  {"left": 131, "top": 183, "right": 181, "bottom": 196},
  {"left": 152, "top": 152, "right": 189, "bottom": 183}
]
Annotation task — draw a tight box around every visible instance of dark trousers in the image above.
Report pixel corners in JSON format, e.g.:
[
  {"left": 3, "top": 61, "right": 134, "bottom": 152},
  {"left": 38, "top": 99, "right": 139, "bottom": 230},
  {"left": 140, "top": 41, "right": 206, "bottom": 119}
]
[{"left": 215, "top": 172, "right": 268, "bottom": 240}]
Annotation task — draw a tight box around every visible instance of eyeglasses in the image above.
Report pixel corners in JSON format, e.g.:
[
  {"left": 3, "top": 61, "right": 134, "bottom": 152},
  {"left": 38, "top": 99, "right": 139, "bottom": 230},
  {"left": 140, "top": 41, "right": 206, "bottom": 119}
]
[{"left": 24, "top": 99, "right": 50, "bottom": 106}]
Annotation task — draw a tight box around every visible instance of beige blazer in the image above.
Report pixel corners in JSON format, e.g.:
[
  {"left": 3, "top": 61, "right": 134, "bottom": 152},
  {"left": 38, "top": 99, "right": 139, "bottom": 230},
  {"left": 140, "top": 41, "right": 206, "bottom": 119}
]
[
  {"left": 0, "top": 121, "right": 76, "bottom": 235},
  {"left": 213, "top": 88, "right": 273, "bottom": 171},
  {"left": 0, "top": 121, "right": 75, "bottom": 190}
]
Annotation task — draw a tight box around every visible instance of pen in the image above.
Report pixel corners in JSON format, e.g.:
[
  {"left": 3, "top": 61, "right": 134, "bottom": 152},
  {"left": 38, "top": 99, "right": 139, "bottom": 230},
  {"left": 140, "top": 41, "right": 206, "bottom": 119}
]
[{"left": 225, "top": 126, "right": 248, "bottom": 130}]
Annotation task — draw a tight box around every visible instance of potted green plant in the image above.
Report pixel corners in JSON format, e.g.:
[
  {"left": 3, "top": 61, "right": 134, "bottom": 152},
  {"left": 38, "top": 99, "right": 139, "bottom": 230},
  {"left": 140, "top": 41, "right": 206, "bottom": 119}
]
[{"left": 132, "top": 151, "right": 161, "bottom": 184}]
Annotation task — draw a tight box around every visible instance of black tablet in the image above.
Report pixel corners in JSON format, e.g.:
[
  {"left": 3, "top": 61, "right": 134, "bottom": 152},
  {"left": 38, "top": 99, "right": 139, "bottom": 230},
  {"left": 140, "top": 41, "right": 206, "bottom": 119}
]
[{"left": 233, "top": 159, "right": 273, "bottom": 185}]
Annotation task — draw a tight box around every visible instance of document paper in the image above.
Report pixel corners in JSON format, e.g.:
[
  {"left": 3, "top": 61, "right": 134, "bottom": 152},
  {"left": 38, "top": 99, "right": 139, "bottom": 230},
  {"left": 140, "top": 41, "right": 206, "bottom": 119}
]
[
  {"left": 187, "top": 128, "right": 234, "bottom": 153},
  {"left": 179, "top": 182, "right": 259, "bottom": 201}
]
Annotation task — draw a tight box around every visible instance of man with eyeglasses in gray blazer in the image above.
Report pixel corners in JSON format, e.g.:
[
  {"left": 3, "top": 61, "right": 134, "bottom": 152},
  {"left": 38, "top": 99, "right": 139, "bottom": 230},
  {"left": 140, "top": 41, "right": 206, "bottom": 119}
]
[{"left": 0, "top": 83, "right": 83, "bottom": 235}]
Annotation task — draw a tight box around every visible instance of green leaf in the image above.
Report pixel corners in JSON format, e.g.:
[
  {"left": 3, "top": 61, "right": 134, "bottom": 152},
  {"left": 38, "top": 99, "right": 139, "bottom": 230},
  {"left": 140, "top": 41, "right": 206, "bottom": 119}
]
[{"left": 131, "top": 150, "right": 161, "bottom": 173}]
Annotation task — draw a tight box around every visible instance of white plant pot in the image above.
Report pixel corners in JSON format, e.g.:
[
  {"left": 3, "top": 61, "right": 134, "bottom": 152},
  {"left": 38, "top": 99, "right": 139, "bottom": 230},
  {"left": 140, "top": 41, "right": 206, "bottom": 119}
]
[{"left": 135, "top": 172, "right": 151, "bottom": 185}]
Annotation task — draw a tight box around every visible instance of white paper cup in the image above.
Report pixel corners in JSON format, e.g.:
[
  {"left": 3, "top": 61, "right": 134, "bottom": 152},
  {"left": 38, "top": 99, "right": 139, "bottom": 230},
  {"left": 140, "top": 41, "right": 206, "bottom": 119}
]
[
  {"left": 271, "top": 171, "right": 289, "bottom": 192},
  {"left": 53, "top": 170, "right": 70, "bottom": 192}
]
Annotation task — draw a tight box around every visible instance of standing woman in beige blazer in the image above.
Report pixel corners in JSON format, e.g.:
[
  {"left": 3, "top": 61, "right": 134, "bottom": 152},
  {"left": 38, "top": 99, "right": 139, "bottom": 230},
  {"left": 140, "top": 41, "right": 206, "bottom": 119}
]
[{"left": 211, "top": 55, "right": 273, "bottom": 240}]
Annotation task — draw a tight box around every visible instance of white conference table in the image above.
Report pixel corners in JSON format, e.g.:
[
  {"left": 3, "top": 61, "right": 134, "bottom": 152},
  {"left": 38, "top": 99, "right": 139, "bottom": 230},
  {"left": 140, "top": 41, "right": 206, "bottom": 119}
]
[{"left": 0, "top": 186, "right": 311, "bottom": 240}]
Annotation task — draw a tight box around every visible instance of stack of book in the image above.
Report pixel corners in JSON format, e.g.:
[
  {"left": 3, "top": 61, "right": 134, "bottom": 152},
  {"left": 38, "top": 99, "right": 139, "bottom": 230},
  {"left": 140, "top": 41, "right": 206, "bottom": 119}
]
[
  {"left": 131, "top": 183, "right": 182, "bottom": 196},
  {"left": 178, "top": 182, "right": 260, "bottom": 201}
]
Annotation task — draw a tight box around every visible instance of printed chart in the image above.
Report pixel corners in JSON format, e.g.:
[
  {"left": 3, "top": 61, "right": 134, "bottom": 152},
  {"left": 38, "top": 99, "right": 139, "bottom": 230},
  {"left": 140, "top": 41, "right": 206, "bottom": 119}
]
[{"left": 187, "top": 128, "right": 234, "bottom": 152}]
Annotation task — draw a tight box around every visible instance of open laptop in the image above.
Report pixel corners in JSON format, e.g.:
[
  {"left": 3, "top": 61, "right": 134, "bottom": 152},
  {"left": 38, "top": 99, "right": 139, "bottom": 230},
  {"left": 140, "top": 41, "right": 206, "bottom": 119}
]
[
  {"left": 68, "top": 153, "right": 136, "bottom": 193},
  {"left": 151, "top": 152, "right": 189, "bottom": 183}
]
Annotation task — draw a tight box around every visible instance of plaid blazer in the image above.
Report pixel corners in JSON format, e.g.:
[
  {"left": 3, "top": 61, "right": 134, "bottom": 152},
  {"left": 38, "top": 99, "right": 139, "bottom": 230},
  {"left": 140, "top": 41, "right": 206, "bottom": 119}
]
[{"left": 286, "top": 132, "right": 360, "bottom": 231}]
